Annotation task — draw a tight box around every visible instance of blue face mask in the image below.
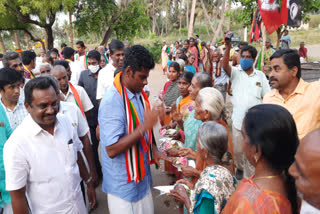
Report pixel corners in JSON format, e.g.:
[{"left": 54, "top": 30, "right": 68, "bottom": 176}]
[{"left": 240, "top": 58, "right": 253, "bottom": 70}]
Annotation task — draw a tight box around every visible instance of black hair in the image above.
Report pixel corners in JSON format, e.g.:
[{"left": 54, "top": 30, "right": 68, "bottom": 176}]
[
  {"left": 195, "top": 35, "right": 199, "bottom": 38},
  {"left": 123, "top": 45, "right": 155, "bottom": 75},
  {"left": 87, "top": 50, "right": 101, "bottom": 62},
  {"left": 241, "top": 45, "right": 257, "bottom": 59},
  {"left": 244, "top": 104, "right": 299, "bottom": 214},
  {"left": 62, "top": 47, "right": 75, "bottom": 59},
  {"left": 76, "top": 41, "right": 85, "bottom": 48},
  {"left": 0, "top": 54, "right": 3, "bottom": 58},
  {"left": 50, "top": 48, "right": 59, "bottom": 55},
  {"left": 24, "top": 76, "right": 58, "bottom": 106},
  {"left": 54, "top": 60, "right": 70, "bottom": 70},
  {"left": 239, "top": 41, "right": 248, "bottom": 47},
  {"left": 21, "top": 51, "right": 36, "bottom": 65},
  {"left": 270, "top": 49, "right": 301, "bottom": 79},
  {"left": 179, "top": 71, "right": 193, "bottom": 83},
  {"left": 109, "top": 39, "right": 124, "bottom": 55},
  {"left": 184, "top": 40, "right": 190, "bottom": 44},
  {"left": 179, "top": 54, "right": 188, "bottom": 62},
  {"left": 189, "top": 53, "right": 195, "bottom": 58},
  {"left": 3, "top": 52, "right": 20, "bottom": 68},
  {"left": 169, "top": 61, "right": 180, "bottom": 73},
  {"left": 61, "top": 43, "right": 67, "bottom": 48},
  {"left": 0, "top": 67, "right": 23, "bottom": 90}
]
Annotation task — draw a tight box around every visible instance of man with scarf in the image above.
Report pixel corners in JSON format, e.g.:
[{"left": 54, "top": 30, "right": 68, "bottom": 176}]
[
  {"left": 98, "top": 45, "right": 163, "bottom": 214},
  {"left": 222, "top": 38, "right": 270, "bottom": 180}
]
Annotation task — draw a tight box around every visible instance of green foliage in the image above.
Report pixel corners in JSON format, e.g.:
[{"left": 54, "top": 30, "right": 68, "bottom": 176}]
[
  {"left": 145, "top": 40, "right": 162, "bottom": 63},
  {"left": 113, "top": 1, "right": 150, "bottom": 40},
  {"left": 74, "top": 0, "right": 149, "bottom": 41}
]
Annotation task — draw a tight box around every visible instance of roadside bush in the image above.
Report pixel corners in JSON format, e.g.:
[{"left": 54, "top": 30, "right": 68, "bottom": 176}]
[{"left": 145, "top": 40, "right": 162, "bottom": 63}]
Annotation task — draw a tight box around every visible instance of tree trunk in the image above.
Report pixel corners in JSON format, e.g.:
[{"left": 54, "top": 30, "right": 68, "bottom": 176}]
[
  {"left": 14, "top": 31, "right": 21, "bottom": 50},
  {"left": 100, "top": 27, "right": 113, "bottom": 46},
  {"left": 69, "top": 9, "right": 74, "bottom": 48},
  {"left": 226, "top": 3, "right": 230, "bottom": 31},
  {"left": 0, "top": 33, "right": 6, "bottom": 53},
  {"left": 244, "top": 26, "right": 248, "bottom": 42},
  {"left": 45, "top": 27, "right": 54, "bottom": 50},
  {"left": 152, "top": 0, "right": 156, "bottom": 34},
  {"left": 24, "top": 31, "right": 30, "bottom": 50},
  {"left": 200, "top": 0, "right": 215, "bottom": 36},
  {"left": 186, "top": 0, "right": 189, "bottom": 29},
  {"left": 188, "top": 0, "right": 196, "bottom": 38},
  {"left": 211, "top": 0, "right": 226, "bottom": 44}
]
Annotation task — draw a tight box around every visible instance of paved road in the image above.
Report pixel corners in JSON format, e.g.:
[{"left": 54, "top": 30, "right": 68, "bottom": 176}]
[{"left": 91, "top": 65, "right": 180, "bottom": 214}]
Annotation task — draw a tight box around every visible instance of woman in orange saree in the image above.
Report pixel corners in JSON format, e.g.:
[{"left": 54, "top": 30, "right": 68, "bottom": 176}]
[{"left": 222, "top": 104, "right": 299, "bottom": 214}]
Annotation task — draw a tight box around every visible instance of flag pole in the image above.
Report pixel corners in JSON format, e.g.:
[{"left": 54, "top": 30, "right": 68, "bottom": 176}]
[{"left": 260, "top": 21, "right": 267, "bottom": 72}]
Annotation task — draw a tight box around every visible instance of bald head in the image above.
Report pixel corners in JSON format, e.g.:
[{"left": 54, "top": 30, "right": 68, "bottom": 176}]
[
  {"left": 50, "top": 65, "right": 69, "bottom": 93},
  {"left": 289, "top": 129, "right": 320, "bottom": 209}
]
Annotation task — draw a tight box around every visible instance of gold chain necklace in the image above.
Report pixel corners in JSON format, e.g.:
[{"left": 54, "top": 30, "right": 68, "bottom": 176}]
[{"left": 253, "top": 175, "right": 281, "bottom": 181}]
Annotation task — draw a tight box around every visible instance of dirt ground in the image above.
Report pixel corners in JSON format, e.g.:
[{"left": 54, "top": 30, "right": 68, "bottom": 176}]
[{"left": 91, "top": 64, "right": 180, "bottom": 214}]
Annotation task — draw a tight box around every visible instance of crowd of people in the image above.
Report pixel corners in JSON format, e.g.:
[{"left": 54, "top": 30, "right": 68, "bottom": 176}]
[{"left": 0, "top": 31, "right": 319, "bottom": 214}]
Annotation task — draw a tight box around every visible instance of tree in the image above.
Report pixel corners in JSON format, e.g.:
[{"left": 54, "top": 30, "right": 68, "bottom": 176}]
[
  {"left": 74, "top": 0, "right": 149, "bottom": 46},
  {"left": 188, "top": 0, "right": 197, "bottom": 38},
  {"left": 0, "top": 0, "right": 78, "bottom": 50},
  {"left": 0, "top": 32, "right": 6, "bottom": 52}
]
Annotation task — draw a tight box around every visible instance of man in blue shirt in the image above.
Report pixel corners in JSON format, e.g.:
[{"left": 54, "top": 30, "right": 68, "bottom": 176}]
[{"left": 98, "top": 45, "right": 163, "bottom": 214}]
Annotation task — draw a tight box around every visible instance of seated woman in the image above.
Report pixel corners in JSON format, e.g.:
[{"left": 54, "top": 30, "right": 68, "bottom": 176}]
[
  {"left": 222, "top": 104, "right": 299, "bottom": 214},
  {"left": 178, "top": 87, "right": 234, "bottom": 180},
  {"left": 169, "top": 121, "right": 236, "bottom": 214}
]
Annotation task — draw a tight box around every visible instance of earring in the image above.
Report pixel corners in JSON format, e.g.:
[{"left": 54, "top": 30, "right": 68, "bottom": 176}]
[{"left": 254, "top": 154, "right": 259, "bottom": 163}]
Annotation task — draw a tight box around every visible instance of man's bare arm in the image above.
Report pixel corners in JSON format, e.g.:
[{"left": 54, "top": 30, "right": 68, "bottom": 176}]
[{"left": 10, "top": 187, "right": 29, "bottom": 214}]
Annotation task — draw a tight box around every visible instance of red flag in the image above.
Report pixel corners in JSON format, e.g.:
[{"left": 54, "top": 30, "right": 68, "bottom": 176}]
[
  {"left": 258, "top": 0, "right": 286, "bottom": 34},
  {"left": 249, "top": 9, "right": 262, "bottom": 43}
]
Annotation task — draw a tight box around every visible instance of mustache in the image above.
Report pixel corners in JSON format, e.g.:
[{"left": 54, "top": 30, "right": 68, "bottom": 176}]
[
  {"left": 269, "top": 77, "right": 278, "bottom": 83},
  {"left": 43, "top": 114, "right": 56, "bottom": 117}
]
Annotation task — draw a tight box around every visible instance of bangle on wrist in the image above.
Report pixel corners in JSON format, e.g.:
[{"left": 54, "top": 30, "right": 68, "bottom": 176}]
[{"left": 85, "top": 176, "right": 93, "bottom": 184}]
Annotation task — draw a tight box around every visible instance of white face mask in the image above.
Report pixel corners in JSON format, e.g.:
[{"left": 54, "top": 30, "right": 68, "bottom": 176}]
[{"left": 88, "top": 65, "right": 100, "bottom": 74}]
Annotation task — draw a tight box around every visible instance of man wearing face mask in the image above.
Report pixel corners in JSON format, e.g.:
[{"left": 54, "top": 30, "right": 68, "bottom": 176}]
[
  {"left": 222, "top": 38, "right": 270, "bottom": 179},
  {"left": 78, "top": 50, "right": 103, "bottom": 180}
]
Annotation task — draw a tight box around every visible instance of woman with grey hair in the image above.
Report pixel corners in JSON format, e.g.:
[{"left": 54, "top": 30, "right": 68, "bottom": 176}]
[
  {"left": 177, "top": 87, "right": 234, "bottom": 181},
  {"left": 165, "top": 72, "right": 212, "bottom": 156},
  {"left": 169, "top": 121, "right": 236, "bottom": 213}
]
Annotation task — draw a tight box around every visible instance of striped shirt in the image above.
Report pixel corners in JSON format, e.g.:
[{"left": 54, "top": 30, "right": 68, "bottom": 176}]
[{"left": 0, "top": 98, "right": 28, "bottom": 131}]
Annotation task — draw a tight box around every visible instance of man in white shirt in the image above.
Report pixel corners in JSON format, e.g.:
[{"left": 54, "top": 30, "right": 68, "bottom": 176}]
[
  {"left": 63, "top": 47, "right": 83, "bottom": 85},
  {"left": 222, "top": 39, "right": 270, "bottom": 179},
  {"left": 3, "top": 76, "right": 95, "bottom": 214},
  {"left": 0, "top": 68, "right": 28, "bottom": 131},
  {"left": 289, "top": 129, "right": 320, "bottom": 213},
  {"left": 51, "top": 65, "right": 93, "bottom": 117},
  {"left": 50, "top": 67, "right": 98, "bottom": 184},
  {"left": 96, "top": 39, "right": 124, "bottom": 102}
]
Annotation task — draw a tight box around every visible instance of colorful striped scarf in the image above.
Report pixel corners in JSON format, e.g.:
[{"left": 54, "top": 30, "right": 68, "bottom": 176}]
[{"left": 114, "top": 72, "right": 154, "bottom": 183}]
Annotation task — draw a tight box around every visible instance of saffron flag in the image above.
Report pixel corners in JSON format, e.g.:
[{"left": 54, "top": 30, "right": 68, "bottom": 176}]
[
  {"left": 258, "top": 0, "right": 286, "bottom": 34},
  {"left": 249, "top": 9, "right": 262, "bottom": 43}
]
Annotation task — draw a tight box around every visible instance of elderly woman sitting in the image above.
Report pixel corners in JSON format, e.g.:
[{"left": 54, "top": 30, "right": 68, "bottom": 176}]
[{"left": 168, "top": 121, "right": 236, "bottom": 214}]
